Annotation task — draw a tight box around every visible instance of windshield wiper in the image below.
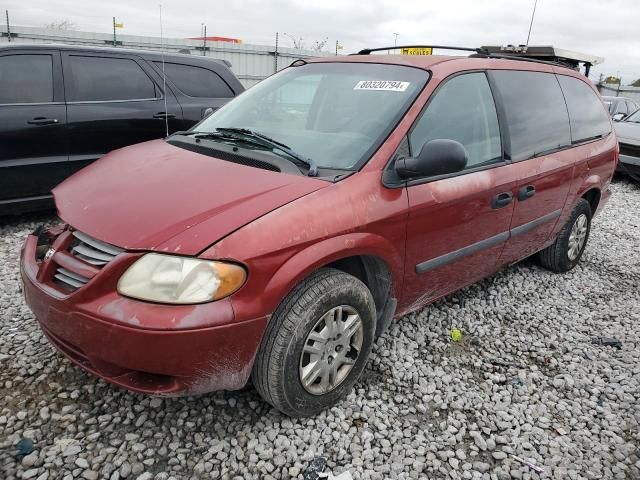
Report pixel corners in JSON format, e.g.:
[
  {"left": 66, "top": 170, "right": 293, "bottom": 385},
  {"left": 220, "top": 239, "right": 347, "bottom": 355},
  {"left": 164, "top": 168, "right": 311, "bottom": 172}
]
[
  {"left": 174, "top": 130, "right": 285, "bottom": 153},
  {"left": 215, "top": 127, "right": 319, "bottom": 177}
]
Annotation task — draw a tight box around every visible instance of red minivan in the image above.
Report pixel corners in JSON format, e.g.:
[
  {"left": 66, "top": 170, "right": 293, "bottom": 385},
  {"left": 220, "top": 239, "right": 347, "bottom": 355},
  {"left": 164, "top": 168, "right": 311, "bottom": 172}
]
[{"left": 21, "top": 48, "right": 617, "bottom": 416}]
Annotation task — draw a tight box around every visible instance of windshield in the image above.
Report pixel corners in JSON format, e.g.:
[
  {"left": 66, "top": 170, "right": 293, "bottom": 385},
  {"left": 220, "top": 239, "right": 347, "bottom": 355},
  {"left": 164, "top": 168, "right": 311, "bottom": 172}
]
[
  {"left": 626, "top": 109, "right": 640, "bottom": 123},
  {"left": 196, "top": 62, "right": 428, "bottom": 170}
]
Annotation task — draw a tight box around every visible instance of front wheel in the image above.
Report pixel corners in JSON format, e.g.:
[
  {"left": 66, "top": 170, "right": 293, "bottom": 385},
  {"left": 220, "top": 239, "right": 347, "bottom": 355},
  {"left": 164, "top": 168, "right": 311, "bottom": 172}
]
[
  {"left": 537, "top": 198, "right": 592, "bottom": 273},
  {"left": 251, "top": 268, "right": 376, "bottom": 417}
]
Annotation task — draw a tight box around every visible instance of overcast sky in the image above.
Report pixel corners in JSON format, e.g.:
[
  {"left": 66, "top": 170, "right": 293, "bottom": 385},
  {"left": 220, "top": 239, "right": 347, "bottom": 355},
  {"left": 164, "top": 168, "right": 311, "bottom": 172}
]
[{"left": 4, "top": 0, "right": 639, "bottom": 82}]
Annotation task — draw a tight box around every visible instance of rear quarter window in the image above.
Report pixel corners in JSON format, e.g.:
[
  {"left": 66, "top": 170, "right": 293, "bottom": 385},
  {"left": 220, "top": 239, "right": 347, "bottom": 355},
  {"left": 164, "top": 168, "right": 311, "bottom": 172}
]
[
  {"left": 556, "top": 75, "right": 611, "bottom": 143},
  {"left": 156, "top": 62, "right": 234, "bottom": 98},
  {"left": 491, "top": 70, "right": 571, "bottom": 161}
]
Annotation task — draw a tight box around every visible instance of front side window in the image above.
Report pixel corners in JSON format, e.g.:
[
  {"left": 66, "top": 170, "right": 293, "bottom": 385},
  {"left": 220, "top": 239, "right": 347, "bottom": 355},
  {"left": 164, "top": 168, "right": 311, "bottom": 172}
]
[
  {"left": 556, "top": 75, "right": 611, "bottom": 143},
  {"left": 195, "top": 62, "right": 428, "bottom": 170},
  {"left": 155, "top": 62, "right": 234, "bottom": 98},
  {"left": 491, "top": 71, "right": 571, "bottom": 161},
  {"left": 66, "top": 56, "right": 157, "bottom": 102},
  {"left": 409, "top": 72, "right": 502, "bottom": 171},
  {"left": 0, "top": 54, "right": 53, "bottom": 104},
  {"left": 616, "top": 101, "right": 628, "bottom": 115}
]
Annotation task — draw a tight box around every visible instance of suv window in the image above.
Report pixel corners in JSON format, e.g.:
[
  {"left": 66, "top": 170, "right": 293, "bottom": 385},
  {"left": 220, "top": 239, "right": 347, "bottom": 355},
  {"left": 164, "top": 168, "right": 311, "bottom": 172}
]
[
  {"left": 491, "top": 71, "right": 570, "bottom": 161},
  {"left": 155, "top": 62, "right": 234, "bottom": 98},
  {"left": 556, "top": 75, "right": 611, "bottom": 142},
  {"left": 409, "top": 72, "right": 502, "bottom": 170},
  {"left": 66, "top": 55, "right": 157, "bottom": 102},
  {"left": 0, "top": 54, "right": 53, "bottom": 104}
]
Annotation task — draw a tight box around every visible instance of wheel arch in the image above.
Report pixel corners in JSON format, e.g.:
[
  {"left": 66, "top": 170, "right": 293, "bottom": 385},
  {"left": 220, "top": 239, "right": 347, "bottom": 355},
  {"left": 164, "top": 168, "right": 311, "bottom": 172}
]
[
  {"left": 572, "top": 173, "right": 602, "bottom": 216},
  {"left": 581, "top": 187, "right": 601, "bottom": 215},
  {"left": 262, "top": 233, "right": 403, "bottom": 334}
]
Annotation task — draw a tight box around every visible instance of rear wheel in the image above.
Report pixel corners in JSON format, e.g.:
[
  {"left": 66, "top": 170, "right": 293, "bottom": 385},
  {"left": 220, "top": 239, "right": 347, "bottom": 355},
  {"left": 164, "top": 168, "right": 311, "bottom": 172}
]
[
  {"left": 537, "top": 199, "right": 591, "bottom": 273},
  {"left": 252, "top": 268, "right": 376, "bottom": 416}
]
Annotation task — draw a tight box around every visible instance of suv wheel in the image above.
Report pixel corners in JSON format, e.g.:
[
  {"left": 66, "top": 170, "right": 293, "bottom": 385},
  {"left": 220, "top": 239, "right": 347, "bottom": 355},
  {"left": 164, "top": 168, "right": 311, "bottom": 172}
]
[
  {"left": 537, "top": 198, "right": 592, "bottom": 273},
  {"left": 252, "top": 268, "right": 376, "bottom": 416}
]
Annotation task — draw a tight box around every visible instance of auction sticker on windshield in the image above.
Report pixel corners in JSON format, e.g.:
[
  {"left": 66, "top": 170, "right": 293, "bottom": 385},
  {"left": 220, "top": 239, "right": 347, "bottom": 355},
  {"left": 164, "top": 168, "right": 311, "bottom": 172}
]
[{"left": 353, "top": 80, "right": 410, "bottom": 92}]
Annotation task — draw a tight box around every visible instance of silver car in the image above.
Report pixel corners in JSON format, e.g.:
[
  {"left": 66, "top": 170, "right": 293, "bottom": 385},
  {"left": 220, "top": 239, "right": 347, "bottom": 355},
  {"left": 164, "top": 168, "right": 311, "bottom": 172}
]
[
  {"left": 603, "top": 95, "right": 640, "bottom": 121},
  {"left": 614, "top": 109, "right": 640, "bottom": 180}
]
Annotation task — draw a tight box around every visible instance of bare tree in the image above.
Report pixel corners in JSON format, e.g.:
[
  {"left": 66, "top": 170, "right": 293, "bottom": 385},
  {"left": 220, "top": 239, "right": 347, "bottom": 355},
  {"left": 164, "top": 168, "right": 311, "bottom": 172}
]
[
  {"left": 44, "top": 19, "right": 77, "bottom": 31},
  {"left": 283, "top": 33, "right": 329, "bottom": 52},
  {"left": 283, "top": 33, "right": 305, "bottom": 50},
  {"left": 310, "top": 37, "right": 329, "bottom": 52}
]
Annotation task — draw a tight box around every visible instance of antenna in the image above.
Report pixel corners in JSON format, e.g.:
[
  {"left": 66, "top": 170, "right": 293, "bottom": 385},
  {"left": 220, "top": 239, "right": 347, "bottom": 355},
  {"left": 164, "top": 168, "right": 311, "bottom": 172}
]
[
  {"left": 159, "top": 4, "right": 169, "bottom": 137},
  {"left": 526, "top": 0, "right": 538, "bottom": 46}
]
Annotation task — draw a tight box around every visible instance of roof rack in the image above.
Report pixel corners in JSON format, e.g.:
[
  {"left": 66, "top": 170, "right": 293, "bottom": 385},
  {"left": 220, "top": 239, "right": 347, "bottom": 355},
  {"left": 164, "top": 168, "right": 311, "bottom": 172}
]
[
  {"left": 355, "top": 44, "right": 603, "bottom": 77},
  {"left": 357, "top": 45, "right": 488, "bottom": 55},
  {"left": 479, "top": 45, "right": 603, "bottom": 77}
]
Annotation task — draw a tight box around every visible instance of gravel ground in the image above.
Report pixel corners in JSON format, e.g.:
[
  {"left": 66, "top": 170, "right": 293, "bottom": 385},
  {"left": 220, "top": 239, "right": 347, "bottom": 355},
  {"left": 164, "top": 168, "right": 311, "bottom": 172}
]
[{"left": 1, "top": 179, "right": 639, "bottom": 480}]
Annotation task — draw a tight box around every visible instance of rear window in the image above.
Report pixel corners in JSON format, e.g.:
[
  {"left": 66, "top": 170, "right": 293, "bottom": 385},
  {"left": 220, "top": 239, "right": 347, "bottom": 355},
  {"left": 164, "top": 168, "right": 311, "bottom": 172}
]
[
  {"left": 66, "top": 56, "right": 157, "bottom": 102},
  {"left": 156, "top": 62, "right": 234, "bottom": 98},
  {"left": 491, "top": 71, "right": 571, "bottom": 161},
  {"left": 0, "top": 54, "right": 53, "bottom": 104},
  {"left": 556, "top": 75, "right": 611, "bottom": 143}
]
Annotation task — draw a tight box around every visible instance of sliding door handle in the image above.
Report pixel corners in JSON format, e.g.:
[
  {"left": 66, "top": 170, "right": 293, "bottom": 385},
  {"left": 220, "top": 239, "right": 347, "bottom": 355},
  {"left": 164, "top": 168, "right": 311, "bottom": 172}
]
[{"left": 518, "top": 185, "right": 536, "bottom": 201}]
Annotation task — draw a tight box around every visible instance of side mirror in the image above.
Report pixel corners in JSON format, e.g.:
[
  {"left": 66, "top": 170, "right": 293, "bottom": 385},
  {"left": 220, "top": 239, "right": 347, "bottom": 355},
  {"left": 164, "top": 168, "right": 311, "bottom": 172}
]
[
  {"left": 395, "top": 139, "right": 468, "bottom": 179},
  {"left": 612, "top": 113, "right": 626, "bottom": 122},
  {"left": 201, "top": 107, "right": 215, "bottom": 119}
]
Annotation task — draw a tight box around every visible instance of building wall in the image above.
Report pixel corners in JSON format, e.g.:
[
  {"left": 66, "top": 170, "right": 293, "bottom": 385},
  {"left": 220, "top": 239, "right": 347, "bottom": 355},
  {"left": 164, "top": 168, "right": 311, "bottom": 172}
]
[
  {"left": 0, "top": 25, "right": 334, "bottom": 88},
  {"left": 597, "top": 83, "right": 640, "bottom": 103}
]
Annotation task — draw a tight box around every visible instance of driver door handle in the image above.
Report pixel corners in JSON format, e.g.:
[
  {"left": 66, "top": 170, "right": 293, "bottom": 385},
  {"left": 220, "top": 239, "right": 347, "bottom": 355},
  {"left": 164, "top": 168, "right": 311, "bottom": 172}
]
[
  {"left": 491, "top": 191, "right": 513, "bottom": 209},
  {"left": 153, "top": 112, "right": 176, "bottom": 119}
]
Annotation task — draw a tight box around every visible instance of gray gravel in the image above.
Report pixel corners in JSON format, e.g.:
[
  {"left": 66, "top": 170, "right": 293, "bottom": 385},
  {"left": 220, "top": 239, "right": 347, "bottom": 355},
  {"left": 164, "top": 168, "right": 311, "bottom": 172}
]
[{"left": 1, "top": 179, "right": 639, "bottom": 480}]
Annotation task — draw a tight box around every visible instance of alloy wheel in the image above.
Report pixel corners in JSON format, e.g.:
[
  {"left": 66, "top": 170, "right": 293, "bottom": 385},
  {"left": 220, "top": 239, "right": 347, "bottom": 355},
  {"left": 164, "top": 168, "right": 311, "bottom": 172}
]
[
  {"left": 568, "top": 213, "right": 588, "bottom": 261},
  {"left": 299, "top": 305, "right": 363, "bottom": 395}
]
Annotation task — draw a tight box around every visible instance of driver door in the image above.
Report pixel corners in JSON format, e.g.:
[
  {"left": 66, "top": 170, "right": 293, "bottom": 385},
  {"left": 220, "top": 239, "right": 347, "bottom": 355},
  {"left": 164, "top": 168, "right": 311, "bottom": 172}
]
[{"left": 400, "top": 72, "right": 518, "bottom": 313}]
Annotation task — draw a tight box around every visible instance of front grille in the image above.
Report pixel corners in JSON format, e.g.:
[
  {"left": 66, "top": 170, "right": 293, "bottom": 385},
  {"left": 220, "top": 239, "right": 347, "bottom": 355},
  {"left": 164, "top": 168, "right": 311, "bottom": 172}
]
[
  {"left": 52, "top": 230, "right": 124, "bottom": 292},
  {"left": 620, "top": 143, "right": 640, "bottom": 158},
  {"left": 54, "top": 267, "right": 89, "bottom": 289},
  {"left": 70, "top": 230, "right": 124, "bottom": 266}
]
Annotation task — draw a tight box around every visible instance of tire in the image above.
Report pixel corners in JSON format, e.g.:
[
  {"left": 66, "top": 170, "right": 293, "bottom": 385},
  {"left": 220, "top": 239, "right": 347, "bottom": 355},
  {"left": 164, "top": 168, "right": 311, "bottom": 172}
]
[
  {"left": 537, "top": 199, "right": 592, "bottom": 273},
  {"left": 251, "top": 268, "right": 376, "bottom": 417}
]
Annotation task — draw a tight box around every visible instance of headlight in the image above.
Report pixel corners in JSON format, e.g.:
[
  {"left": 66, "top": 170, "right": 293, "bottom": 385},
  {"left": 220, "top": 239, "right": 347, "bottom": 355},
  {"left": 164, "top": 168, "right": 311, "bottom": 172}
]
[{"left": 117, "top": 253, "right": 246, "bottom": 304}]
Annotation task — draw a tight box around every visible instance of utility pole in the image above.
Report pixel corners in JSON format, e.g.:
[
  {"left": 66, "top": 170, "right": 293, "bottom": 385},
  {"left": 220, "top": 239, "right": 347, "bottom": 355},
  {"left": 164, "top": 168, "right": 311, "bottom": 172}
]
[
  {"left": 6, "top": 10, "right": 11, "bottom": 42},
  {"left": 393, "top": 33, "right": 399, "bottom": 47},
  {"left": 203, "top": 24, "right": 207, "bottom": 56},
  {"left": 616, "top": 76, "right": 622, "bottom": 97},
  {"left": 112, "top": 17, "right": 117, "bottom": 46},
  {"left": 335, "top": 40, "right": 339, "bottom": 56},
  {"left": 526, "top": 0, "right": 538, "bottom": 46},
  {"left": 274, "top": 32, "right": 279, "bottom": 73}
]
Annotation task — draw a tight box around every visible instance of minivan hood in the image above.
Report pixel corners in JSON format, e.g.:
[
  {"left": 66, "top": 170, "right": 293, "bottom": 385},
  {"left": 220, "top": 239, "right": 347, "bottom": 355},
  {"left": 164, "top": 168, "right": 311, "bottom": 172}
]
[
  {"left": 54, "top": 140, "right": 328, "bottom": 254},
  {"left": 615, "top": 122, "right": 640, "bottom": 145}
]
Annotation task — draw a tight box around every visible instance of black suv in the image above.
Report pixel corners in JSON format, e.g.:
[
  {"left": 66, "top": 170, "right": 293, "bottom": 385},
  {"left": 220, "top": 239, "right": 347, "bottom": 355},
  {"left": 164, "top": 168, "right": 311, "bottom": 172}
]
[{"left": 0, "top": 44, "right": 244, "bottom": 215}]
